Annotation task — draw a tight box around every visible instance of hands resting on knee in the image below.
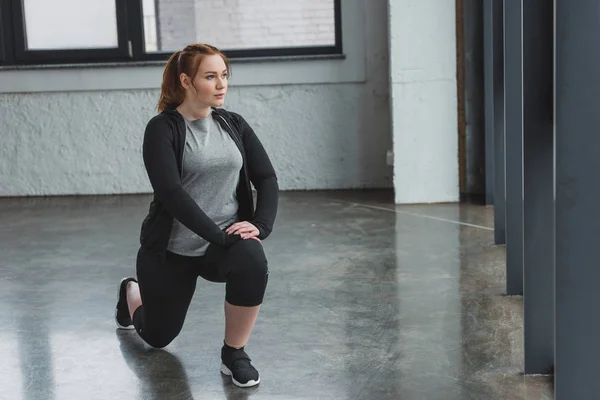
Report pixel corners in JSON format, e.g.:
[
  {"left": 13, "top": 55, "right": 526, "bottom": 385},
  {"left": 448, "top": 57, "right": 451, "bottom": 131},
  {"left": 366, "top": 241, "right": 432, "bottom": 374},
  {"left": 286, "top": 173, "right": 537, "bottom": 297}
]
[{"left": 225, "top": 221, "right": 261, "bottom": 243}]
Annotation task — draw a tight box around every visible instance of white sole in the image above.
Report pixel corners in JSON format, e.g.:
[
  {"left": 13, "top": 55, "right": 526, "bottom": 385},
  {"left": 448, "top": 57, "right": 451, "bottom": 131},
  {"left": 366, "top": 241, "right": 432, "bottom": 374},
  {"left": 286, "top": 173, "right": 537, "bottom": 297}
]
[
  {"left": 220, "top": 363, "right": 260, "bottom": 388},
  {"left": 115, "top": 278, "right": 135, "bottom": 330}
]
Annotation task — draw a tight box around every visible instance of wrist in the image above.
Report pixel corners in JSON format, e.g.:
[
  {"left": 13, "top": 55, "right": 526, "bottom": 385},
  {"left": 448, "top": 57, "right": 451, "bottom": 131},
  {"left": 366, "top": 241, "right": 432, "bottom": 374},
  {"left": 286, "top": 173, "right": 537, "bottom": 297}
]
[{"left": 223, "top": 232, "right": 241, "bottom": 247}]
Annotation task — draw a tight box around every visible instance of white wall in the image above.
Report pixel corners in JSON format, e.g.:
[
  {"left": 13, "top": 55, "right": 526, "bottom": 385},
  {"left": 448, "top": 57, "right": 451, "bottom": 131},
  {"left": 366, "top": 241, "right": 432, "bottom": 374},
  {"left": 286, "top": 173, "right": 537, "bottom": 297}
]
[
  {"left": 193, "top": 0, "right": 335, "bottom": 50},
  {"left": 0, "top": 0, "right": 392, "bottom": 197},
  {"left": 388, "top": 0, "right": 459, "bottom": 204},
  {"left": 155, "top": 0, "right": 334, "bottom": 52}
]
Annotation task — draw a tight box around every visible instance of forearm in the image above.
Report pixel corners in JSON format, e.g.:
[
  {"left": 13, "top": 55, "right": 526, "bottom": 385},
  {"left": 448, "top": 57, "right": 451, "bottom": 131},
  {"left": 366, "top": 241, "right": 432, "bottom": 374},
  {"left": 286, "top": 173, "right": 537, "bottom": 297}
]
[
  {"left": 252, "top": 176, "right": 279, "bottom": 239},
  {"left": 157, "top": 186, "right": 239, "bottom": 247},
  {"left": 230, "top": 111, "right": 279, "bottom": 239}
]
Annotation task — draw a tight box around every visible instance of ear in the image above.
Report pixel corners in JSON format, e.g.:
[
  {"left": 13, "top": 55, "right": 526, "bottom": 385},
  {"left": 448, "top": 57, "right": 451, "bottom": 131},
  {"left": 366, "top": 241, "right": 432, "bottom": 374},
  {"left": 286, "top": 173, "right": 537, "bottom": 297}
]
[{"left": 179, "top": 73, "right": 190, "bottom": 89}]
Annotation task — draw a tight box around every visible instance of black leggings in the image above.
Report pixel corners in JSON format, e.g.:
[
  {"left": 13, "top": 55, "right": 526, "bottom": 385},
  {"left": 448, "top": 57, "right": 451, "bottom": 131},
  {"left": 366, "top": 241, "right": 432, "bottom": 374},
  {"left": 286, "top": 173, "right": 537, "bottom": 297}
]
[{"left": 133, "top": 239, "right": 269, "bottom": 348}]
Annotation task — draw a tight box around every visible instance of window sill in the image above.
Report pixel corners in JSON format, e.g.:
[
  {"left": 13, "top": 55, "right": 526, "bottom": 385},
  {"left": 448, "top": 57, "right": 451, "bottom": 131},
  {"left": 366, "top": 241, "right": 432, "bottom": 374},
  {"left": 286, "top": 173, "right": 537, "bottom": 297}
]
[
  {"left": 0, "top": 53, "right": 346, "bottom": 71},
  {"left": 0, "top": 51, "right": 359, "bottom": 93}
]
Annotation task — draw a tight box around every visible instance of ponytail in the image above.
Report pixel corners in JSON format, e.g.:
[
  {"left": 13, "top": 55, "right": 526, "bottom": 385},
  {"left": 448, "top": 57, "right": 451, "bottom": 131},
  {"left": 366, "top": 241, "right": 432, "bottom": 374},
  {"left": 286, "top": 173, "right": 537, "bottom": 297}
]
[
  {"left": 157, "top": 44, "right": 230, "bottom": 112},
  {"left": 157, "top": 51, "right": 184, "bottom": 112}
]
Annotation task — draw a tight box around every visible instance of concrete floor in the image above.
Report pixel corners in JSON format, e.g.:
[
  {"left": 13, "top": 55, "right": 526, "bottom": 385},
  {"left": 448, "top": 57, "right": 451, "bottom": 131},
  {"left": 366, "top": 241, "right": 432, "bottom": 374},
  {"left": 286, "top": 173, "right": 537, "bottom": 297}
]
[{"left": 0, "top": 190, "right": 553, "bottom": 400}]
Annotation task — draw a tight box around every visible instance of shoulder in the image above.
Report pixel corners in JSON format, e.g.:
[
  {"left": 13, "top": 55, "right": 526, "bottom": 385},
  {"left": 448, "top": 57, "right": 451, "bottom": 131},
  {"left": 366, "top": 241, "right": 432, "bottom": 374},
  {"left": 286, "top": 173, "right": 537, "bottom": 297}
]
[
  {"left": 145, "top": 112, "right": 178, "bottom": 136},
  {"left": 143, "top": 112, "right": 181, "bottom": 148},
  {"left": 147, "top": 112, "right": 175, "bottom": 129}
]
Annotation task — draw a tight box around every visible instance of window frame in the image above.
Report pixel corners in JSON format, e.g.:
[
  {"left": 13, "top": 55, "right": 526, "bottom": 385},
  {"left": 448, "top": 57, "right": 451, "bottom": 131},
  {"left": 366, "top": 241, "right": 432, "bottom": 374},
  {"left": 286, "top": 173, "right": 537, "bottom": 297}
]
[
  {"left": 9, "top": 0, "right": 131, "bottom": 64},
  {"left": 0, "top": 0, "right": 14, "bottom": 64},
  {"left": 1, "top": 0, "right": 343, "bottom": 67}
]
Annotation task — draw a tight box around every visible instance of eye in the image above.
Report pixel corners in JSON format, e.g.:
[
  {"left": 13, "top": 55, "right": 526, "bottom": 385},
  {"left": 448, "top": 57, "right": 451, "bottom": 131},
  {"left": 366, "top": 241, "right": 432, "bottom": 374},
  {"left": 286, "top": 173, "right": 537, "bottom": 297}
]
[
  {"left": 206, "top": 75, "right": 215, "bottom": 80},
  {"left": 222, "top": 73, "right": 229, "bottom": 79}
]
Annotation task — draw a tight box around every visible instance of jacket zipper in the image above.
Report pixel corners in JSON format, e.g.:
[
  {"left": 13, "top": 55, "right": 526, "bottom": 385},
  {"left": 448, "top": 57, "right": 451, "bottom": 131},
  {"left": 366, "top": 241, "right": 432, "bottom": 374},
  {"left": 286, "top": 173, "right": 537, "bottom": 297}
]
[
  {"left": 215, "top": 113, "right": 254, "bottom": 218},
  {"left": 216, "top": 114, "right": 243, "bottom": 154},
  {"left": 179, "top": 121, "right": 186, "bottom": 177}
]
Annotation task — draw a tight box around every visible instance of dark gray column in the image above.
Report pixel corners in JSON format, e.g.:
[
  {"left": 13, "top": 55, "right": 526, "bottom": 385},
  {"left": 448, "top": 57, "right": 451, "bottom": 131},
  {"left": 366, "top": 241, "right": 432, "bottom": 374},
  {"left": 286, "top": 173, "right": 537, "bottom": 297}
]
[
  {"left": 492, "top": 0, "right": 505, "bottom": 244},
  {"left": 462, "top": 0, "right": 486, "bottom": 202},
  {"left": 492, "top": 0, "right": 506, "bottom": 244},
  {"left": 483, "top": 0, "right": 506, "bottom": 237},
  {"left": 483, "top": 0, "right": 494, "bottom": 206},
  {"left": 503, "top": 0, "right": 523, "bottom": 295},
  {"left": 522, "top": 0, "right": 554, "bottom": 375},
  {"left": 555, "top": 0, "right": 600, "bottom": 397}
]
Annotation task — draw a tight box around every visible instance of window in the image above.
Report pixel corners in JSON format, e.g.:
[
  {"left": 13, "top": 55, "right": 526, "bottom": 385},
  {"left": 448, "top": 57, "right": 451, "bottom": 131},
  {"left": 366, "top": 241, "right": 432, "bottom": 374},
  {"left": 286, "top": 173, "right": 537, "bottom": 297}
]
[
  {"left": 9, "top": 0, "right": 129, "bottom": 63},
  {"left": 0, "top": 0, "right": 342, "bottom": 67},
  {"left": 23, "top": 0, "right": 120, "bottom": 50}
]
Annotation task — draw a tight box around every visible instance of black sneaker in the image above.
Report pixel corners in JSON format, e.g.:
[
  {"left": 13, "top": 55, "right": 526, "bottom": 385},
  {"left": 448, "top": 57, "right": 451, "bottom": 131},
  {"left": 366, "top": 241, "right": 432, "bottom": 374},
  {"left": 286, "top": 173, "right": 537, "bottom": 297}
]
[
  {"left": 115, "top": 277, "right": 136, "bottom": 330},
  {"left": 220, "top": 344, "right": 260, "bottom": 388}
]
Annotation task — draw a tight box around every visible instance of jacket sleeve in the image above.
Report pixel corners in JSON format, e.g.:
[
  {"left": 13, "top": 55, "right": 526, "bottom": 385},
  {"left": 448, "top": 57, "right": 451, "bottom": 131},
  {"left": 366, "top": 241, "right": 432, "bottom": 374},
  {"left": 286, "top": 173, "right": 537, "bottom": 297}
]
[
  {"left": 235, "top": 113, "right": 279, "bottom": 240},
  {"left": 142, "top": 116, "right": 239, "bottom": 247}
]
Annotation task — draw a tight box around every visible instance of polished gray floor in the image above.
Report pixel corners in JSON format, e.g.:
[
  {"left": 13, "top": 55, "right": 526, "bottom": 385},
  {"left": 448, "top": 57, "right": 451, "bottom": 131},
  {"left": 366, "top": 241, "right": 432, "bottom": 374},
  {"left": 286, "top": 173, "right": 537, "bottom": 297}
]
[{"left": 0, "top": 190, "right": 553, "bottom": 400}]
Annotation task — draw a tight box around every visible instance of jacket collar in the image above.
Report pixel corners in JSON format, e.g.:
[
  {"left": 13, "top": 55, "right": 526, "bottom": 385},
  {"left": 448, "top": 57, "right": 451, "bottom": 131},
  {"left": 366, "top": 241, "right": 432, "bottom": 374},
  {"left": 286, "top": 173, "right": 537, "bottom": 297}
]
[{"left": 163, "top": 106, "right": 225, "bottom": 121}]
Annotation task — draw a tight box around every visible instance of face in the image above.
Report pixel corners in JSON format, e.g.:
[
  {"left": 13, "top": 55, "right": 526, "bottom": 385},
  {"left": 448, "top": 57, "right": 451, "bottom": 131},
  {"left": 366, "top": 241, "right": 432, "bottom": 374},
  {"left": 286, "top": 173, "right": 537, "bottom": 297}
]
[{"left": 180, "top": 54, "right": 228, "bottom": 108}]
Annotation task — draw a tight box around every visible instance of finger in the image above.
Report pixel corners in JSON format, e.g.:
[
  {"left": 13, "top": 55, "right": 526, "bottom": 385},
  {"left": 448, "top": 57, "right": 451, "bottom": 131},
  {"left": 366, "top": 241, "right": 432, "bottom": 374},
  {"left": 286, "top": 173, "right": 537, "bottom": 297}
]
[
  {"left": 241, "top": 231, "right": 259, "bottom": 239},
  {"left": 238, "top": 231, "right": 259, "bottom": 238},
  {"left": 234, "top": 225, "right": 258, "bottom": 233},
  {"left": 226, "top": 223, "right": 245, "bottom": 234},
  {"left": 247, "top": 236, "right": 261, "bottom": 243},
  {"left": 235, "top": 227, "right": 258, "bottom": 235}
]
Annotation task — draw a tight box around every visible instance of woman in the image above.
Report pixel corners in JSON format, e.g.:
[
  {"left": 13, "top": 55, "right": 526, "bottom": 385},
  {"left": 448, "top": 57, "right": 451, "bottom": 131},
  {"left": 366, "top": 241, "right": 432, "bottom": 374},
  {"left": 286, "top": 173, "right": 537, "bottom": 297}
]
[{"left": 114, "top": 43, "right": 278, "bottom": 388}]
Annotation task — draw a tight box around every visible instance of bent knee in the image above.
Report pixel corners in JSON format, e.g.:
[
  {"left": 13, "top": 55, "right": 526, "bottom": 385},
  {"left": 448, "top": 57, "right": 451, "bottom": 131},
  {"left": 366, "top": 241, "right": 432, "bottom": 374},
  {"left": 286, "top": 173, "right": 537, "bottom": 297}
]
[
  {"left": 148, "top": 337, "right": 174, "bottom": 349},
  {"left": 135, "top": 319, "right": 182, "bottom": 349},
  {"left": 141, "top": 330, "right": 178, "bottom": 349},
  {"left": 230, "top": 240, "right": 268, "bottom": 274}
]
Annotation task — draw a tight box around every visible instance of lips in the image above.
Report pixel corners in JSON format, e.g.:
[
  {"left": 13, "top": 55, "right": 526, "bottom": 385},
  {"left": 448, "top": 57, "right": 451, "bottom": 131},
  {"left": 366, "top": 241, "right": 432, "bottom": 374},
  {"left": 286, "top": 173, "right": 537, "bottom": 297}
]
[{"left": 215, "top": 93, "right": 225, "bottom": 98}]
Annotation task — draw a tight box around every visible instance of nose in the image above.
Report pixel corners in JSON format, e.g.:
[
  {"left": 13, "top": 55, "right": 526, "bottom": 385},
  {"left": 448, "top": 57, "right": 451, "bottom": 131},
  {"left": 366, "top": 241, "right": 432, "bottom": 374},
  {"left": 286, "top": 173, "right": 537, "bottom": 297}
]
[{"left": 216, "top": 77, "right": 226, "bottom": 89}]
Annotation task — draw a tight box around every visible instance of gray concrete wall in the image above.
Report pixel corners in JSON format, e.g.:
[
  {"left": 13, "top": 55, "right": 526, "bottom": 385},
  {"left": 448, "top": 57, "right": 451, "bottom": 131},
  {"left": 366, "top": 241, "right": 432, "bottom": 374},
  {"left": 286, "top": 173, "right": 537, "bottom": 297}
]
[{"left": 0, "top": 0, "right": 392, "bottom": 197}]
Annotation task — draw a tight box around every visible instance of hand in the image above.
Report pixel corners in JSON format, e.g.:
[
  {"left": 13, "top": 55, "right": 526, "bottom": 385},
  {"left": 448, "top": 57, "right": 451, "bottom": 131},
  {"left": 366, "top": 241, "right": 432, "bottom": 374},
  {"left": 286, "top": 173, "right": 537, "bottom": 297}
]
[{"left": 226, "top": 221, "right": 261, "bottom": 242}]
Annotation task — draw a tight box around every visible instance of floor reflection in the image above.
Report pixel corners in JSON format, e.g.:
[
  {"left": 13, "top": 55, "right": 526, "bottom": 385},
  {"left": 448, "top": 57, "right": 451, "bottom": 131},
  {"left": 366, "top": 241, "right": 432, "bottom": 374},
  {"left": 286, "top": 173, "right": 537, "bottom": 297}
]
[
  {"left": 117, "top": 330, "right": 195, "bottom": 400},
  {"left": 0, "top": 191, "right": 554, "bottom": 399}
]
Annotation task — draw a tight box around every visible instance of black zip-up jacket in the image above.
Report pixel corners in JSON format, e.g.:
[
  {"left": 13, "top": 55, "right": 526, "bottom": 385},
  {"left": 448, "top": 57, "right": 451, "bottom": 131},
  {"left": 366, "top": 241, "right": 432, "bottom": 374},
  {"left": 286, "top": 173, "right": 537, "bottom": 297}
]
[{"left": 139, "top": 107, "right": 278, "bottom": 259}]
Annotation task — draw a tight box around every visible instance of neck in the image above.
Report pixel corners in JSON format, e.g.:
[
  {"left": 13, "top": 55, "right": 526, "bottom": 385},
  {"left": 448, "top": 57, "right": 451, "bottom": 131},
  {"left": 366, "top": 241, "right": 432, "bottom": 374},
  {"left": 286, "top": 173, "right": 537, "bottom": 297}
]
[{"left": 176, "top": 101, "right": 212, "bottom": 120}]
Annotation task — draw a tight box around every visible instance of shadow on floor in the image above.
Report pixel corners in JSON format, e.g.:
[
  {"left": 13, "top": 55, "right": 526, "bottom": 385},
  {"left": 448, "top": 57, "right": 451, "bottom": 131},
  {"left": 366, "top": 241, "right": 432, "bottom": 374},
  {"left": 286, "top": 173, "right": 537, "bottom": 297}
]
[{"left": 117, "top": 330, "right": 259, "bottom": 400}]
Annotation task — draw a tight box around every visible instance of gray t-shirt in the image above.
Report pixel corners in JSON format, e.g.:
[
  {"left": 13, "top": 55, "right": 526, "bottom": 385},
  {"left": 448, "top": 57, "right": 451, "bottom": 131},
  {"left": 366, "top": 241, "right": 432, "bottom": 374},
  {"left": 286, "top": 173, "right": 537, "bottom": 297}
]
[{"left": 167, "top": 114, "right": 243, "bottom": 256}]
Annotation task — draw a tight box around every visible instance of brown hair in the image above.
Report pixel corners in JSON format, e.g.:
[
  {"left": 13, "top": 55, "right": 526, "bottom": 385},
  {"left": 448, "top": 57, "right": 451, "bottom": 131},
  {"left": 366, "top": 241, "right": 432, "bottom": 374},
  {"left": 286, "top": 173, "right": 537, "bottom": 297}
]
[{"left": 157, "top": 43, "right": 230, "bottom": 112}]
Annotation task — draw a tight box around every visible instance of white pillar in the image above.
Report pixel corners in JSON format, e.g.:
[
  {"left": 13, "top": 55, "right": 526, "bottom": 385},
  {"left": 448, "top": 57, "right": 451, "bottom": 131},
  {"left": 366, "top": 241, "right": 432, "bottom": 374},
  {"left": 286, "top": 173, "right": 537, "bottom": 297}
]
[{"left": 388, "top": 0, "right": 459, "bottom": 204}]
